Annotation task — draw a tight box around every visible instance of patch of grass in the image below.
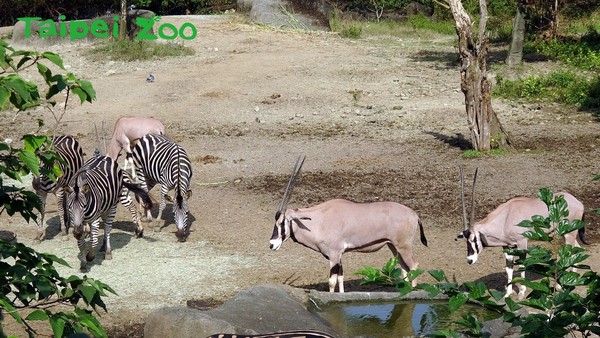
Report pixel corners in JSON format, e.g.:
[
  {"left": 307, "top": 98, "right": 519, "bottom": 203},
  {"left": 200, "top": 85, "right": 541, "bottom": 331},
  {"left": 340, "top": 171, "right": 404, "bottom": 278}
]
[
  {"left": 494, "top": 71, "right": 600, "bottom": 108},
  {"left": 329, "top": 11, "right": 363, "bottom": 39},
  {"left": 406, "top": 14, "right": 456, "bottom": 35},
  {"left": 86, "top": 39, "right": 195, "bottom": 62},
  {"left": 461, "top": 148, "right": 507, "bottom": 158},
  {"left": 524, "top": 29, "right": 600, "bottom": 71}
]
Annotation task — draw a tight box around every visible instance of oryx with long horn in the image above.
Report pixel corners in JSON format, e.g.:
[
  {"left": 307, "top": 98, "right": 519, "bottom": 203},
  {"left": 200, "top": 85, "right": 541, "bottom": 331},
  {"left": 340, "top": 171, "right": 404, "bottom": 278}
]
[
  {"left": 269, "top": 155, "right": 428, "bottom": 293},
  {"left": 455, "top": 167, "right": 588, "bottom": 299}
]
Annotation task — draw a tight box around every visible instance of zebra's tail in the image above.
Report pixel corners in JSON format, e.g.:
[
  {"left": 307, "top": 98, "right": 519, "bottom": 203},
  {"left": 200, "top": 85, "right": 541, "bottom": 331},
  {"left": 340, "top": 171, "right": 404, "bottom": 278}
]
[{"left": 124, "top": 181, "right": 153, "bottom": 212}]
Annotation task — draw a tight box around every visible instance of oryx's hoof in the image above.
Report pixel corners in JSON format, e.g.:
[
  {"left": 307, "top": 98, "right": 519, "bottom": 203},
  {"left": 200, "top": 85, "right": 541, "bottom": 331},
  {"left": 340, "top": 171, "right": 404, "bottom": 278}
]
[
  {"left": 153, "top": 225, "right": 161, "bottom": 233},
  {"left": 61, "top": 233, "right": 70, "bottom": 241},
  {"left": 135, "top": 230, "right": 144, "bottom": 238}
]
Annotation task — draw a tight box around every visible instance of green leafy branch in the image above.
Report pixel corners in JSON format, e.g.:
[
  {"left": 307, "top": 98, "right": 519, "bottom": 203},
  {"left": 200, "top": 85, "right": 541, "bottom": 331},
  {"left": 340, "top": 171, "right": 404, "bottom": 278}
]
[
  {"left": 0, "top": 38, "right": 96, "bottom": 133},
  {"left": 0, "top": 240, "right": 117, "bottom": 338}
]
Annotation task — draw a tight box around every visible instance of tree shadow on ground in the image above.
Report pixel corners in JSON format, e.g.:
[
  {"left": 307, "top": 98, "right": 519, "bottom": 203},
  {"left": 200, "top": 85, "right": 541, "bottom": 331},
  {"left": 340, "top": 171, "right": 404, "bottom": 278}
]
[{"left": 424, "top": 131, "right": 472, "bottom": 150}]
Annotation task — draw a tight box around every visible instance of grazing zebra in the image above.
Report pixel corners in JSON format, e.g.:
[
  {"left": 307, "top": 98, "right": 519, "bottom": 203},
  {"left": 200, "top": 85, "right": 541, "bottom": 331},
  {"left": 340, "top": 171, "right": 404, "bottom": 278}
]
[
  {"left": 63, "top": 155, "right": 152, "bottom": 271},
  {"left": 31, "top": 135, "right": 84, "bottom": 242},
  {"left": 130, "top": 133, "right": 193, "bottom": 242},
  {"left": 206, "top": 331, "right": 335, "bottom": 338}
]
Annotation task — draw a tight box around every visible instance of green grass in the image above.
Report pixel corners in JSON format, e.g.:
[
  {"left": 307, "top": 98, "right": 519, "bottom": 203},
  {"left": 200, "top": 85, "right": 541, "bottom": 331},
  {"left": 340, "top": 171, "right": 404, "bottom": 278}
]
[
  {"left": 494, "top": 71, "right": 600, "bottom": 109},
  {"left": 461, "top": 148, "right": 507, "bottom": 158},
  {"left": 86, "top": 39, "right": 195, "bottom": 62},
  {"left": 524, "top": 30, "right": 600, "bottom": 72},
  {"left": 329, "top": 12, "right": 455, "bottom": 39}
]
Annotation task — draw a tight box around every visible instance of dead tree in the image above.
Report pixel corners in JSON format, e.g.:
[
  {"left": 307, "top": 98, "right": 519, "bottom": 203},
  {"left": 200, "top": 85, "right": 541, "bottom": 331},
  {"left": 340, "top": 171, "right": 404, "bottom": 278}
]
[
  {"left": 447, "top": 0, "right": 511, "bottom": 151},
  {"left": 506, "top": 1, "right": 527, "bottom": 66},
  {"left": 119, "top": 0, "right": 127, "bottom": 40}
]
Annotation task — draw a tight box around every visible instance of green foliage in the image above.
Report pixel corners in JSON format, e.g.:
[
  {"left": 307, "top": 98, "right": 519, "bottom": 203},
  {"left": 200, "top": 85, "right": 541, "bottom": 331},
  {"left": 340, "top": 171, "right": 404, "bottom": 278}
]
[
  {"left": 494, "top": 71, "right": 600, "bottom": 109},
  {"left": 86, "top": 39, "right": 195, "bottom": 62},
  {"left": 461, "top": 148, "right": 507, "bottom": 158},
  {"left": 524, "top": 31, "right": 600, "bottom": 72},
  {"left": 0, "top": 240, "right": 117, "bottom": 337},
  {"left": 1, "top": 40, "right": 113, "bottom": 337},
  {"left": 406, "top": 14, "right": 456, "bottom": 35},
  {"left": 357, "top": 188, "right": 600, "bottom": 337}
]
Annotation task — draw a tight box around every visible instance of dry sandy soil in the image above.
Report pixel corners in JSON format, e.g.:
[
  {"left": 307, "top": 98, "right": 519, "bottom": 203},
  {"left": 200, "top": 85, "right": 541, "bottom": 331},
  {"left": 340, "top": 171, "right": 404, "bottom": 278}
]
[{"left": 1, "top": 14, "right": 600, "bottom": 336}]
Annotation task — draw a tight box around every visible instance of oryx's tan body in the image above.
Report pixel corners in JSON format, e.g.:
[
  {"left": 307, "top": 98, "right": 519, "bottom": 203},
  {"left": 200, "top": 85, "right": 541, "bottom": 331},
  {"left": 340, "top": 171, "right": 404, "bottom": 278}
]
[
  {"left": 271, "top": 198, "right": 427, "bottom": 292},
  {"left": 107, "top": 116, "right": 165, "bottom": 172},
  {"left": 474, "top": 192, "right": 584, "bottom": 249}
]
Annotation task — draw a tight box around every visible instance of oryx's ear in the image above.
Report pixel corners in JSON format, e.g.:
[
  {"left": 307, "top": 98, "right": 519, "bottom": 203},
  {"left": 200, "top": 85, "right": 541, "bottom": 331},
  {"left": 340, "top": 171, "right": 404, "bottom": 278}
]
[
  {"left": 185, "top": 190, "right": 192, "bottom": 199},
  {"left": 165, "top": 194, "right": 174, "bottom": 203},
  {"left": 292, "top": 217, "right": 311, "bottom": 231},
  {"left": 455, "top": 231, "right": 466, "bottom": 241}
]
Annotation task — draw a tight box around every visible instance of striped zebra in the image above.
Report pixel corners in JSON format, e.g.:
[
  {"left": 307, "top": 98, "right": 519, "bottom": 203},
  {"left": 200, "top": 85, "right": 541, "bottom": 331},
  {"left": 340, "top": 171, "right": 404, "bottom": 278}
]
[
  {"left": 31, "top": 135, "right": 84, "bottom": 242},
  {"left": 206, "top": 331, "right": 335, "bottom": 338},
  {"left": 130, "top": 133, "right": 193, "bottom": 242},
  {"left": 63, "top": 155, "right": 152, "bottom": 271}
]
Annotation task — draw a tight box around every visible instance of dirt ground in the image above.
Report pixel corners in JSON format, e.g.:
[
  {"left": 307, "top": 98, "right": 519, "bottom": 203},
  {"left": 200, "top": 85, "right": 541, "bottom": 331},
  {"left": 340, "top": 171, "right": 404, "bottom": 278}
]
[{"left": 1, "top": 14, "right": 600, "bottom": 336}]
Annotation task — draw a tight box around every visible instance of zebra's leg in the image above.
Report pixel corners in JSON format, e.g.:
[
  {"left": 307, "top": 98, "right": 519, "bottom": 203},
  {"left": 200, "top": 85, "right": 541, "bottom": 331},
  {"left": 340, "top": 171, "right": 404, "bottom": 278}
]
[
  {"left": 56, "top": 188, "right": 70, "bottom": 240},
  {"left": 154, "top": 184, "right": 169, "bottom": 232},
  {"left": 135, "top": 168, "right": 153, "bottom": 223},
  {"left": 77, "top": 227, "right": 91, "bottom": 272},
  {"left": 34, "top": 190, "right": 48, "bottom": 243},
  {"left": 100, "top": 206, "right": 116, "bottom": 260},
  {"left": 120, "top": 186, "right": 144, "bottom": 238}
]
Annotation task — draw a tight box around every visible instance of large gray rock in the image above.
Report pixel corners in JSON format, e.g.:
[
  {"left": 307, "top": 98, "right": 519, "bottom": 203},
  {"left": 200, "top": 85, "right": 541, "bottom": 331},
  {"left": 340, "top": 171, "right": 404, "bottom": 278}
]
[
  {"left": 145, "top": 307, "right": 236, "bottom": 338},
  {"left": 145, "top": 284, "right": 337, "bottom": 338}
]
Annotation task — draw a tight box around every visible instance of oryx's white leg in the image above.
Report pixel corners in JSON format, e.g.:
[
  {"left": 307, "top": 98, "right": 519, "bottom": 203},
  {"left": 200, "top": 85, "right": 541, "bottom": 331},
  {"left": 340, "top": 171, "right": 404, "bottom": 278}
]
[
  {"left": 390, "top": 244, "right": 419, "bottom": 287},
  {"left": 328, "top": 254, "right": 343, "bottom": 292},
  {"left": 504, "top": 252, "right": 526, "bottom": 298}
]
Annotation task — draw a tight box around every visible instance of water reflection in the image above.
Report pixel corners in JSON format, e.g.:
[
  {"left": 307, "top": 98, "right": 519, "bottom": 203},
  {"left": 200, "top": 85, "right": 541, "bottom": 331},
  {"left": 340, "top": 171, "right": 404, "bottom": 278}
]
[{"left": 312, "top": 300, "right": 500, "bottom": 337}]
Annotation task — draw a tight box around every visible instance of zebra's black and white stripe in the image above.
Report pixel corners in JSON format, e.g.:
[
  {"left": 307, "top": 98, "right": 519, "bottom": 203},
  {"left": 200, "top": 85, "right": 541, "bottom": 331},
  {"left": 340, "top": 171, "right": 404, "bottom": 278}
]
[
  {"left": 206, "top": 331, "right": 335, "bottom": 338},
  {"left": 31, "top": 135, "right": 84, "bottom": 242},
  {"left": 131, "top": 133, "right": 193, "bottom": 242},
  {"left": 63, "top": 155, "right": 152, "bottom": 271}
]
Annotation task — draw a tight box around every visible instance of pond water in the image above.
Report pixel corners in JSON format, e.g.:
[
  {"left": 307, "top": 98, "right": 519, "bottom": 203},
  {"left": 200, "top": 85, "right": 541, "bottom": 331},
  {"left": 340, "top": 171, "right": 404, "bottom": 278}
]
[{"left": 311, "top": 300, "right": 501, "bottom": 337}]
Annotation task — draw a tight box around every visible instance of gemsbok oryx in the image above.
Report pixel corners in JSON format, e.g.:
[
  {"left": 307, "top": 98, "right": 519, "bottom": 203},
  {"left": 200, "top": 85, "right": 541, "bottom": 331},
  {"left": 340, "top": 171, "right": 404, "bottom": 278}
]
[
  {"left": 269, "top": 156, "right": 428, "bottom": 293},
  {"left": 63, "top": 155, "right": 153, "bottom": 271},
  {"left": 130, "top": 134, "right": 193, "bottom": 242},
  {"left": 107, "top": 116, "right": 165, "bottom": 175},
  {"left": 32, "top": 135, "right": 84, "bottom": 242},
  {"left": 455, "top": 168, "right": 588, "bottom": 299}
]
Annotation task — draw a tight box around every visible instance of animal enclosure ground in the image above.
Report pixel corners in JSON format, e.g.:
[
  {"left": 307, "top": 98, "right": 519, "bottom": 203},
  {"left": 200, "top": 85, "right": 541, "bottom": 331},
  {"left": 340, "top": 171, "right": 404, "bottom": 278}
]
[{"left": 1, "top": 14, "right": 600, "bottom": 336}]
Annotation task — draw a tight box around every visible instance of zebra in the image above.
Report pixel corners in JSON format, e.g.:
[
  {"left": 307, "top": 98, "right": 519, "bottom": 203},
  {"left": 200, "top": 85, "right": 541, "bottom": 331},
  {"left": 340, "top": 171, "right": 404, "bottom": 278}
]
[
  {"left": 31, "top": 135, "right": 84, "bottom": 242},
  {"left": 63, "top": 155, "right": 152, "bottom": 271},
  {"left": 130, "top": 133, "right": 193, "bottom": 242},
  {"left": 206, "top": 331, "right": 335, "bottom": 338}
]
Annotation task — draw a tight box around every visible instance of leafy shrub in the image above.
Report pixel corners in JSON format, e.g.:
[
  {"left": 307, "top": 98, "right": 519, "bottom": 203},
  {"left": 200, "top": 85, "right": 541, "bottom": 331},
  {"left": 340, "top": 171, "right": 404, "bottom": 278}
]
[
  {"left": 524, "top": 30, "right": 600, "bottom": 71},
  {"left": 494, "top": 71, "right": 600, "bottom": 109},
  {"left": 1, "top": 39, "right": 114, "bottom": 337}
]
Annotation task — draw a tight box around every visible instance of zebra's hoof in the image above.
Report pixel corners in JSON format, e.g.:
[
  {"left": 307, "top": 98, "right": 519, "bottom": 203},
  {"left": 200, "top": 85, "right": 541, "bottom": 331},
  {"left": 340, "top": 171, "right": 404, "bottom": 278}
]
[
  {"left": 135, "top": 230, "right": 144, "bottom": 238},
  {"left": 61, "top": 234, "right": 69, "bottom": 241},
  {"left": 104, "top": 253, "right": 113, "bottom": 260}
]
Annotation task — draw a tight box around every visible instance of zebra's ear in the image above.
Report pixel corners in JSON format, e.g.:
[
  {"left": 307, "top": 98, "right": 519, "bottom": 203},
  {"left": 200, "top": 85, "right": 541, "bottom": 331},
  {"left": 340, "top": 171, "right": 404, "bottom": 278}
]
[
  {"left": 164, "top": 194, "right": 174, "bottom": 203},
  {"left": 185, "top": 190, "right": 192, "bottom": 199},
  {"left": 64, "top": 186, "right": 73, "bottom": 194},
  {"left": 81, "top": 184, "right": 90, "bottom": 194}
]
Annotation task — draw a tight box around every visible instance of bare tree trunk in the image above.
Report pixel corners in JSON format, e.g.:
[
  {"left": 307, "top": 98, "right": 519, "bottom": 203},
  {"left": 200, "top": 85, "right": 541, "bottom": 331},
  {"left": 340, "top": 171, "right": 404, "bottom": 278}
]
[
  {"left": 448, "top": 0, "right": 511, "bottom": 151},
  {"left": 506, "top": 2, "right": 526, "bottom": 66},
  {"left": 119, "top": 0, "right": 127, "bottom": 40}
]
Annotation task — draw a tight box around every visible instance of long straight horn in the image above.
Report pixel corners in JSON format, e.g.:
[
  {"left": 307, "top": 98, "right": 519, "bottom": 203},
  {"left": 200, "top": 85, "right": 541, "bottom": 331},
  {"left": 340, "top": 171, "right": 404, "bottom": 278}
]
[
  {"left": 278, "top": 155, "right": 306, "bottom": 214},
  {"left": 470, "top": 168, "right": 479, "bottom": 230},
  {"left": 460, "top": 167, "right": 468, "bottom": 231}
]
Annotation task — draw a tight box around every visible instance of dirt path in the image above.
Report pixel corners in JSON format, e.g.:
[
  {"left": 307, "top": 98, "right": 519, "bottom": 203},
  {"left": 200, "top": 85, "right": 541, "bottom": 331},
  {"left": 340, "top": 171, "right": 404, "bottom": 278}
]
[{"left": 1, "top": 14, "right": 600, "bottom": 334}]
